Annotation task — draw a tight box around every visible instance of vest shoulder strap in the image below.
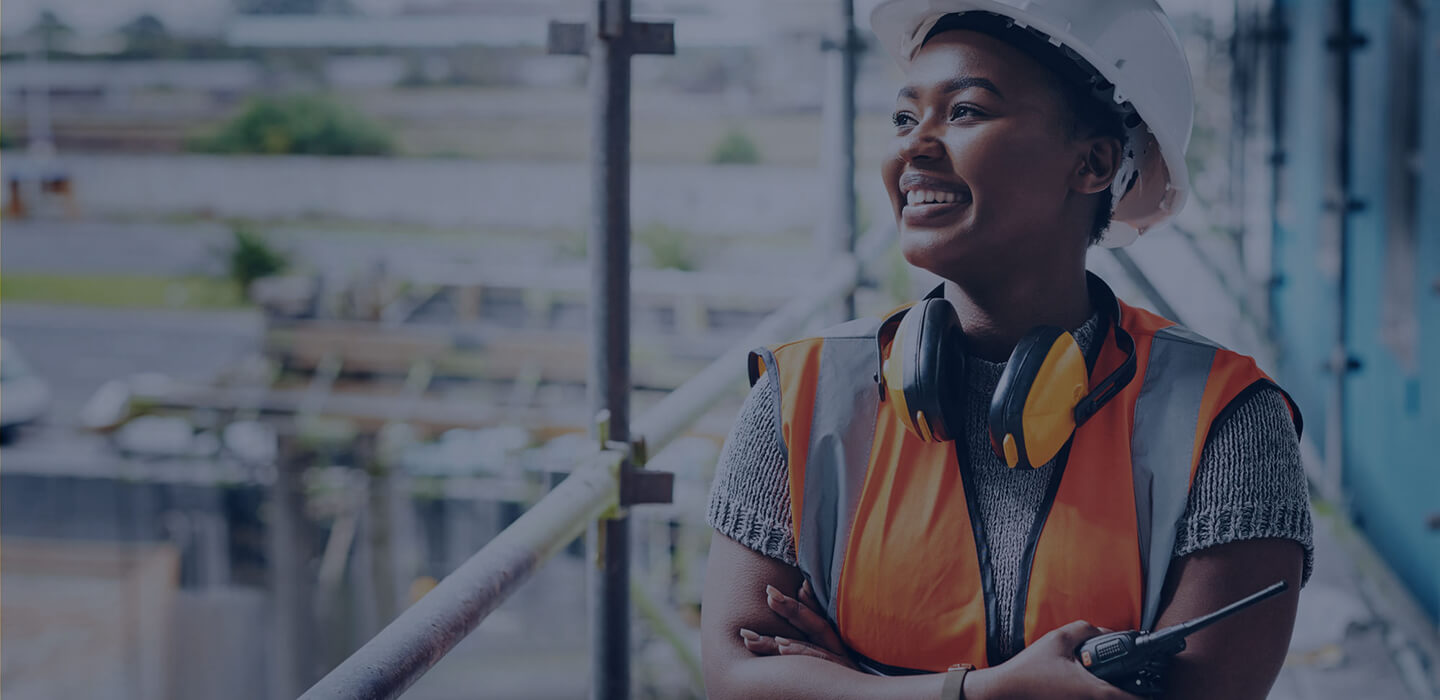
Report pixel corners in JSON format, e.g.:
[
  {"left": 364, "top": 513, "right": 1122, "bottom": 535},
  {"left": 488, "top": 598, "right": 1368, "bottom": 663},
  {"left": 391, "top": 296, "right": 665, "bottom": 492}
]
[
  {"left": 748, "top": 316, "right": 886, "bottom": 619},
  {"left": 1131, "top": 324, "right": 1223, "bottom": 629}
]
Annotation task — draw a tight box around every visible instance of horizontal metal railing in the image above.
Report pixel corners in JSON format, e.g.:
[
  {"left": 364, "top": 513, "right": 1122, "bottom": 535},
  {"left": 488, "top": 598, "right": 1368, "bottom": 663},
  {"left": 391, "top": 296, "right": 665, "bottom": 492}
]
[{"left": 299, "top": 224, "right": 895, "bottom": 699}]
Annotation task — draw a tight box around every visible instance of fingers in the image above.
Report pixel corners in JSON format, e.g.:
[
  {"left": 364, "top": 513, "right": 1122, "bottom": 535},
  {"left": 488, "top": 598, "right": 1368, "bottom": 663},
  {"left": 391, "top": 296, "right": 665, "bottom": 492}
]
[
  {"left": 742, "top": 628, "right": 857, "bottom": 670},
  {"left": 740, "top": 628, "right": 781, "bottom": 656},
  {"left": 775, "top": 637, "right": 848, "bottom": 665},
  {"left": 1050, "top": 620, "right": 1107, "bottom": 648},
  {"left": 798, "top": 580, "right": 824, "bottom": 616},
  {"left": 766, "top": 584, "right": 847, "bottom": 653}
]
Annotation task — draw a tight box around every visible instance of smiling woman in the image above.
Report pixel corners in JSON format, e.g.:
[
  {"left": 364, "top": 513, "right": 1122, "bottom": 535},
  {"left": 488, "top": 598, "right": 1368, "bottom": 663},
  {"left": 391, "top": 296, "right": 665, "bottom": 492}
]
[{"left": 701, "top": 2, "right": 1312, "bottom": 700}]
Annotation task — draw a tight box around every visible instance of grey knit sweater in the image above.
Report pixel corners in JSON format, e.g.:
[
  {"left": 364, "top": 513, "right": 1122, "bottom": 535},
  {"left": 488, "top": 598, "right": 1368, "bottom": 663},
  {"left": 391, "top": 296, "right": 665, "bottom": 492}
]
[{"left": 706, "top": 312, "right": 1314, "bottom": 660}]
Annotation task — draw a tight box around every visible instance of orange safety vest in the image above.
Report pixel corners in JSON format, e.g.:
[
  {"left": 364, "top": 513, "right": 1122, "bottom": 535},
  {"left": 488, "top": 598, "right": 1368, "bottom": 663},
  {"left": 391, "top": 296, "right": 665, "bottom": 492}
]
[{"left": 747, "top": 299, "right": 1300, "bottom": 673}]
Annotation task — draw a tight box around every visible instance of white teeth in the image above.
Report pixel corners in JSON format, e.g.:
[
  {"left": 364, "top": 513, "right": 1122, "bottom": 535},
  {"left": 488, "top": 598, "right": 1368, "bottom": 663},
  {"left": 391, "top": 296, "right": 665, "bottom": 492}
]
[{"left": 905, "top": 188, "right": 964, "bottom": 205}]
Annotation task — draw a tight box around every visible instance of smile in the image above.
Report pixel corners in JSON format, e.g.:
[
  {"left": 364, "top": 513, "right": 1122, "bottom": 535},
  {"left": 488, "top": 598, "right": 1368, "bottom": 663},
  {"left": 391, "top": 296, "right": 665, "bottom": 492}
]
[
  {"left": 900, "top": 188, "right": 969, "bottom": 227},
  {"left": 905, "top": 189, "right": 964, "bottom": 206}
]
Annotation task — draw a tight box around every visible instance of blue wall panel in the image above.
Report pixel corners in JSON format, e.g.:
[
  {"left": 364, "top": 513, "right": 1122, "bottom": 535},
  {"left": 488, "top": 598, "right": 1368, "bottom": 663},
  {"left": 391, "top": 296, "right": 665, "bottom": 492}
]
[
  {"left": 1409, "top": 0, "right": 1440, "bottom": 617},
  {"left": 1272, "top": 0, "right": 1338, "bottom": 447},
  {"left": 1340, "top": 0, "right": 1438, "bottom": 619},
  {"left": 1271, "top": 0, "right": 1440, "bottom": 618}
]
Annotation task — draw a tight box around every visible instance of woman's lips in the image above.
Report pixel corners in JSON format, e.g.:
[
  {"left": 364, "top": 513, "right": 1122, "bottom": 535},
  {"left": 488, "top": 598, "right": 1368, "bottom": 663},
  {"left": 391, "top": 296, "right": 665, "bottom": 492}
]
[{"left": 901, "top": 195, "right": 970, "bottom": 227}]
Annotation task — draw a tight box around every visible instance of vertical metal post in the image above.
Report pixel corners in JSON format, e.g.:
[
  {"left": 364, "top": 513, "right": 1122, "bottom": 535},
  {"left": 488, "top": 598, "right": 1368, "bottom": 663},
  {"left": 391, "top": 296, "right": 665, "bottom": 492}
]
[
  {"left": 819, "top": 0, "right": 860, "bottom": 322},
  {"left": 1325, "top": 0, "right": 1360, "bottom": 504},
  {"left": 268, "top": 436, "right": 315, "bottom": 700},
  {"left": 590, "top": 1, "right": 633, "bottom": 698},
  {"left": 549, "top": 8, "right": 673, "bottom": 698}
]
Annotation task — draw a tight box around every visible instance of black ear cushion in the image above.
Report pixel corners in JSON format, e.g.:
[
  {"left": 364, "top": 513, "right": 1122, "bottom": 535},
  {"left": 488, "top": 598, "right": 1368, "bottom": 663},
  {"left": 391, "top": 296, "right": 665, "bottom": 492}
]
[
  {"left": 901, "top": 299, "right": 966, "bottom": 441},
  {"left": 989, "top": 326, "right": 1067, "bottom": 468},
  {"left": 933, "top": 318, "right": 967, "bottom": 441}
]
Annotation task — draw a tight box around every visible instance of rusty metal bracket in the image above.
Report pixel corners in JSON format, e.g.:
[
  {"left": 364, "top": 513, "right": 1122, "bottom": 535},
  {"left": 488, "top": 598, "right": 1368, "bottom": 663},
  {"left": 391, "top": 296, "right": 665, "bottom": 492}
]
[
  {"left": 607, "top": 436, "right": 673, "bottom": 506},
  {"left": 630, "top": 21, "right": 676, "bottom": 55},
  {"left": 625, "top": 470, "right": 674, "bottom": 506},
  {"left": 547, "top": 20, "right": 675, "bottom": 56}
]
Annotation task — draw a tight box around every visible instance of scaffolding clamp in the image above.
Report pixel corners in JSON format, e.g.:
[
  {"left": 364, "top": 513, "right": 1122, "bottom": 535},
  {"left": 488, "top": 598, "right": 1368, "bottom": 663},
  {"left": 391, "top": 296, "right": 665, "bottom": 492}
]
[{"left": 548, "top": 19, "right": 675, "bottom": 56}]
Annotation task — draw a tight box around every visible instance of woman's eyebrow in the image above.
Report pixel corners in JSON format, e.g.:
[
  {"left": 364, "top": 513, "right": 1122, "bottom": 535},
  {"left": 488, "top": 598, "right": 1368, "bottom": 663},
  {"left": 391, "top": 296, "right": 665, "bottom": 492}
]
[{"left": 897, "top": 76, "right": 1005, "bottom": 101}]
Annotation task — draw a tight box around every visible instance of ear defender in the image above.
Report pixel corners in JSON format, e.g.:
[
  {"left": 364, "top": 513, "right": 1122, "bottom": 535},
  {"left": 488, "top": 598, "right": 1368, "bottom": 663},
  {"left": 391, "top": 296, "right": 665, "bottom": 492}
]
[
  {"left": 882, "top": 274, "right": 1136, "bottom": 460},
  {"left": 882, "top": 298, "right": 966, "bottom": 442},
  {"left": 988, "top": 328, "right": 1090, "bottom": 469}
]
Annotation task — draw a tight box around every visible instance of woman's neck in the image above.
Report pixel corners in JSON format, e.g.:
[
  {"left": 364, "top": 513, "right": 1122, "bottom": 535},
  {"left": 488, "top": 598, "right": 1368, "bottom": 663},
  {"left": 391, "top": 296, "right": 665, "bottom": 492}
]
[{"left": 942, "top": 266, "right": 1093, "bottom": 362}]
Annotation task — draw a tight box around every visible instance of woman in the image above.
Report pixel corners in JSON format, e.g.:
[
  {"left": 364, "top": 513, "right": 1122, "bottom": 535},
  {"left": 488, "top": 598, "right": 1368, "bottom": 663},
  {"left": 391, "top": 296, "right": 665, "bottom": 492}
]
[{"left": 701, "top": 2, "right": 1312, "bottom": 699}]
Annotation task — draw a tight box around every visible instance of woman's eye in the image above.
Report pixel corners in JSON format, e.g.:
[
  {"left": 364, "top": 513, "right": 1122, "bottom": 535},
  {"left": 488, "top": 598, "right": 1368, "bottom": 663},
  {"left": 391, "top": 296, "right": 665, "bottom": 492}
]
[
  {"left": 950, "top": 104, "right": 980, "bottom": 120},
  {"left": 891, "top": 112, "right": 916, "bottom": 128}
]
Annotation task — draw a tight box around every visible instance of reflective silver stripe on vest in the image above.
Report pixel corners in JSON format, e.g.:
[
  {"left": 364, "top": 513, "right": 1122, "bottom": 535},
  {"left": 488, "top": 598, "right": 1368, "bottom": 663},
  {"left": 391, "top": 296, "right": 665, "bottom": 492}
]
[
  {"left": 797, "top": 317, "right": 883, "bottom": 621},
  {"left": 1132, "top": 326, "right": 1219, "bottom": 630}
]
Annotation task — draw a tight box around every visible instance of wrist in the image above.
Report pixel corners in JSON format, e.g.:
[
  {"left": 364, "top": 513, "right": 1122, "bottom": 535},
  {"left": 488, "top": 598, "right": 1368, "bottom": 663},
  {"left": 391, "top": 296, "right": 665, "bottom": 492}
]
[{"left": 954, "top": 667, "right": 1004, "bottom": 700}]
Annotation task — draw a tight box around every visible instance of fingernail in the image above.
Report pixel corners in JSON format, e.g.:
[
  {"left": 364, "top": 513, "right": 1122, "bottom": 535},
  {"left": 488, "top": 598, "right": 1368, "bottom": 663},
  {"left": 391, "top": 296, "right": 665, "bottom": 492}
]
[
  {"left": 775, "top": 636, "right": 791, "bottom": 646},
  {"left": 765, "top": 585, "right": 782, "bottom": 602},
  {"left": 739, "top": 628, "right": 759, "bottom": 642}
]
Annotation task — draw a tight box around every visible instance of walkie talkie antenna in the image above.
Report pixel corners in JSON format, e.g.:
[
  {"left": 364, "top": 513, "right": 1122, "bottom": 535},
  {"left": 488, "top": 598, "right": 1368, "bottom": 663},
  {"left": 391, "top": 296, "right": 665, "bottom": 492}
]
[{"left": 1145, "top": 581, "right": 1289, "bottom": 644}]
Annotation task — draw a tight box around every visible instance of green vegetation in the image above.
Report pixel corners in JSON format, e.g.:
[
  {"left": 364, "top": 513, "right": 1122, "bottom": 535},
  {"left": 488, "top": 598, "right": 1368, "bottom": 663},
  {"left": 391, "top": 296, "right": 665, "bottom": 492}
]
[
  {"left": 225, "top": 225, "right": 290, "bottom": 295},
  {"left": 708, "top": 127, "right": 761, "bottom": 165},
  {"left": 1, "top": 274, "right": 246, "bottom": 309},
  {"left": 24, "top": 10, "right": 74, "bottom": 54},
  {"left": 117, "top": 14, "right": 177, "bottom": 59},
  {"left": 636, "top": 223, "right": 700, "bottom": 271},
  {"left": 188, "top": 95, "right": 396, "bottom": 156}
]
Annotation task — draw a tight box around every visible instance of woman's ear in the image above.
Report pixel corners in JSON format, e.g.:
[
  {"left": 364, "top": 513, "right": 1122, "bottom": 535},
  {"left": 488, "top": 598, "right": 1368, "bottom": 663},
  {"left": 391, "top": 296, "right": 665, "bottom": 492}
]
[{"left": 1071, "top": 136, "right": 1123, "bottom": 196}]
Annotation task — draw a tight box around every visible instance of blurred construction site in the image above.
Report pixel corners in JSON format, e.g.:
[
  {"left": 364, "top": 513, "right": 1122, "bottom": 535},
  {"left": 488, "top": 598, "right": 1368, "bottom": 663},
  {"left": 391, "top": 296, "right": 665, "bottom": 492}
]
[{"left": 0, "top": 0, "right": 1436, "bottom": 698}]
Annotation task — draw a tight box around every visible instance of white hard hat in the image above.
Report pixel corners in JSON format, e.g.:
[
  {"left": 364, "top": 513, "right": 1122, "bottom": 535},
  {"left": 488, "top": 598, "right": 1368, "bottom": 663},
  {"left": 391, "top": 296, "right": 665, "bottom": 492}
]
[{"left": 870, "top": 0, "right": 1194, "bottom": 246}]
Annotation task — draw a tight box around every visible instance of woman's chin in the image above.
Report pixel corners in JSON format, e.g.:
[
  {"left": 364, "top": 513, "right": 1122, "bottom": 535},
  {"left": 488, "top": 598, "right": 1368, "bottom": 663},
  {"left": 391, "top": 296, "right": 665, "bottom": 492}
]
[{"left": 900, "top": 225, "right": 969, "bottom": 267}]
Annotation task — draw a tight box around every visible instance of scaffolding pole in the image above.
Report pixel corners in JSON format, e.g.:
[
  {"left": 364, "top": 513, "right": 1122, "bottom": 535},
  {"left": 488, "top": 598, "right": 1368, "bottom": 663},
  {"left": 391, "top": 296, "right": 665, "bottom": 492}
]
[
  {"left": 549, "top": 4, "right": 675, "bottom": 698},
  {"left": 820, "top": 0, "right": 862, "bottom": 323}
]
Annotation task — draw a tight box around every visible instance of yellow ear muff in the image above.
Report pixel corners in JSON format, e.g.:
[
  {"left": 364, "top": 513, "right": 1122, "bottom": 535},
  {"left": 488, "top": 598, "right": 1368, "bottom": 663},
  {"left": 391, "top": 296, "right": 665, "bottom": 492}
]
[
  {"left": 990, "top": 327, "right": 1089, "bottom": 468},
  {"left": 1015, "top": 334, "right": 1089, "bottom": 468}
]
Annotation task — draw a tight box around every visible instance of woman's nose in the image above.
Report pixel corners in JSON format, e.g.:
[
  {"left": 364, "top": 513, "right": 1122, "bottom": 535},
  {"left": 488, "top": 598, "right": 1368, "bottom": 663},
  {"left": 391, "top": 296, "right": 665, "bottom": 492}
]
[{"left": 897, "top": 118, "right": 944, "bottom": 164}]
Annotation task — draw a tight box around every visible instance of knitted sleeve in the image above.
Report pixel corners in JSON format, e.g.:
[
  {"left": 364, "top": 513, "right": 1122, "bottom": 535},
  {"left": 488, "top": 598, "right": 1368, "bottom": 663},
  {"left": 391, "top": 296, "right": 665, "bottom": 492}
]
[
  {"left": 1174, "top": 386, "right": 1315, "bottom": 584},
  {"left": 706, "top": 372, "right": 797, "bottom": 565}
]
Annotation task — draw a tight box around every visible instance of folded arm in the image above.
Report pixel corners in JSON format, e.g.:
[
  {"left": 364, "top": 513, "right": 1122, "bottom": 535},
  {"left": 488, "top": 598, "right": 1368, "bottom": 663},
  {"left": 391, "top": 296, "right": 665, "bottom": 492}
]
[
  {"left": 701, "top": 532, "right": 947, "bottom": 700},
  {"left": 701, "top": 532, "right": 1140, "bottom": 700}
]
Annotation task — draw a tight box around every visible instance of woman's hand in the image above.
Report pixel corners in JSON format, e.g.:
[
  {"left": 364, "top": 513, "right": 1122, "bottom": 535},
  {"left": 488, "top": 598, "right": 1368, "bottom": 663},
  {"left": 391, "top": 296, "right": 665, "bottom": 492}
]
[
  {"left": 964, "top": 621, "right": 1141, "bottom": 700},
  {"left": 740, "top": 580, "right": 861, "bottom": 671},
  {"left": 737, "top": 579, "right": 1137, "bottom": 699}
]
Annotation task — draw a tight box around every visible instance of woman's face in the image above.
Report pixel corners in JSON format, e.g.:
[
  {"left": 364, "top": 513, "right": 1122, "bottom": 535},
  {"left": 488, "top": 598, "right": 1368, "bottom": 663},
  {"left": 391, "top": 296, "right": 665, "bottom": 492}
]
[{"left": 882, "top": 29, "right": 1089, "bottom": 283}]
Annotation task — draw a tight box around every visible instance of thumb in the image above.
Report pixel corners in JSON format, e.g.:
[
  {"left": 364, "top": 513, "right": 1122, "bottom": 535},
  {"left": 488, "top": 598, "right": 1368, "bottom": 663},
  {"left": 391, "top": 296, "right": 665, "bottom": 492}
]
[{"left": 1052, "top": 620, "right": 1104, "bottom": 647}]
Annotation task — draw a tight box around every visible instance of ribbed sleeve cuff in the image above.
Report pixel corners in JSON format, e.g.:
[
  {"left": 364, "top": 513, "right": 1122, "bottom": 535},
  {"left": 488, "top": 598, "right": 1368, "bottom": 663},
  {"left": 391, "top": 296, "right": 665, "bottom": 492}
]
[
  {"left": 1174, "top": 500, "right": 1315, "bottom": 586},
  {"left": 707, "top": 490, "right": 797, "bottom": 566}
]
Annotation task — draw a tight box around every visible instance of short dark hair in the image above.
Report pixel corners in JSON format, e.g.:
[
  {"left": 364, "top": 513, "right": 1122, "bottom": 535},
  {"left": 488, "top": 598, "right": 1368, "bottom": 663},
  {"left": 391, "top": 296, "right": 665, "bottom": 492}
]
[{"left": 922, "top": 12, "right": 1129, "bottom": 245}]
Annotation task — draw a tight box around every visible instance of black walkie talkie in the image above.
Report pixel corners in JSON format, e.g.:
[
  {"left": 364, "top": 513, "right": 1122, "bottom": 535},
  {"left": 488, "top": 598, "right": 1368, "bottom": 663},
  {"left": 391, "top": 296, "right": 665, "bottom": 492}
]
[{"left": 1074, "top": 581, "right": 1289, "bottom": 697}]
